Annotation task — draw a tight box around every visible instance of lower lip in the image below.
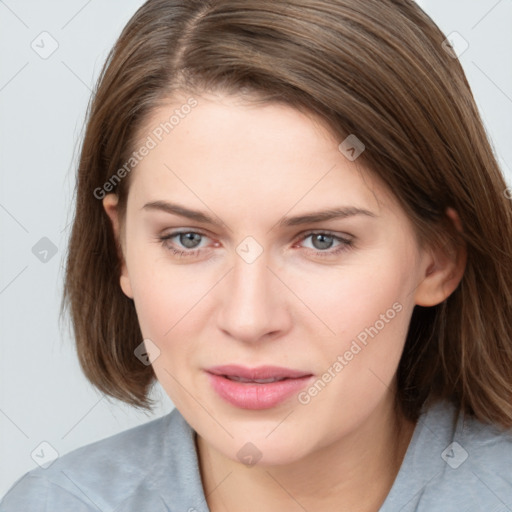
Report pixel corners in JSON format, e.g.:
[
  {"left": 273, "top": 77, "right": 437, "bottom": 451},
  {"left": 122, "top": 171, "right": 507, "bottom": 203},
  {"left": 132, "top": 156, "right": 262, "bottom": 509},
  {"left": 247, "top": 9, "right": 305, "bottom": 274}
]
[{"left": 206, "top": 372, "right": 314, "bottom": 410}]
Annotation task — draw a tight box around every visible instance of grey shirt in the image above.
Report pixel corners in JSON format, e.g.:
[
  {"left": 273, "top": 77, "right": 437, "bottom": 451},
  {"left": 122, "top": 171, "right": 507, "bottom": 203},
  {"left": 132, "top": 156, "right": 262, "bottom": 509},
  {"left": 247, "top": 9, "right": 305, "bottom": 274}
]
[{"left": 1, "top": 399, "right": 511, "bottom": 511}]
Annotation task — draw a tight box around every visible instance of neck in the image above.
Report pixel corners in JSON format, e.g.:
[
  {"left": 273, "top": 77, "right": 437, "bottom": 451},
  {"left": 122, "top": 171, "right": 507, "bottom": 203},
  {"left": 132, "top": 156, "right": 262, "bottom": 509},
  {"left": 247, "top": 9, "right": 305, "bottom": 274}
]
[{"left": 196, "top": 390, "right": 416, "bottom": 512}]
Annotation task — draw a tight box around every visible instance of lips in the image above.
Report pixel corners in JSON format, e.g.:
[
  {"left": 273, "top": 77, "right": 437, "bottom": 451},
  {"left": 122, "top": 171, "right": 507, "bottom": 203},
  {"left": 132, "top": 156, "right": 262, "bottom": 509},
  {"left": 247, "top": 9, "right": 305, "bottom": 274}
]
[{"left": 205, "top": 365, "right": 314, "bottom": 410}]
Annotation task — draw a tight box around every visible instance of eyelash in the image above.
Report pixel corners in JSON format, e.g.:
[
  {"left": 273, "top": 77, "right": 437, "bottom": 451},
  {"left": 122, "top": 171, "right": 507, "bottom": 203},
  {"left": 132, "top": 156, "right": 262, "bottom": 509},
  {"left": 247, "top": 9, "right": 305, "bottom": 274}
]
[{"left": 157, "top": 230, "right": 354, "bottom": 259}]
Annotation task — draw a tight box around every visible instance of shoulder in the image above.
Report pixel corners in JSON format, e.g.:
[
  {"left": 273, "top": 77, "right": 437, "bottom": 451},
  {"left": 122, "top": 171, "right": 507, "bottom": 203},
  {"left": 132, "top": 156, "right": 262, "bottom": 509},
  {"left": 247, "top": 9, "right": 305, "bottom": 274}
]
[
  {"left": 0, "top": 408, "right": 199, "bottom": 512},
  {"left": 382, "top": 399, "right": 512, "bottom": 511},
  {"left": 419, "top": 398, "right": 512, "bottom": 471}
]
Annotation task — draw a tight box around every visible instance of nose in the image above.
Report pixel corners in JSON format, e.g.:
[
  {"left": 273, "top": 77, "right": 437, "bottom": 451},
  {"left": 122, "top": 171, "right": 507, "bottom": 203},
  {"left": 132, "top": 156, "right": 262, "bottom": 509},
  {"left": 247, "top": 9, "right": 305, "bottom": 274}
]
[{"left": 216, "top": 248, "right": 292, "bottom": 344}]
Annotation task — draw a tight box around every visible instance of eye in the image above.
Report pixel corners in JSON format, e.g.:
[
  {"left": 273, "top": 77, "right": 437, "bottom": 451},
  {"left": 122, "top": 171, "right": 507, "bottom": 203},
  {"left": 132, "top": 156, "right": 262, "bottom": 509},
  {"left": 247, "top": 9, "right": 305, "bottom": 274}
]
[
  {"left": 296, "top": 231, "right": 354, "bottom": 257},
  {"left": 158, "top": 230, "right": 212, "bottom": 258}
]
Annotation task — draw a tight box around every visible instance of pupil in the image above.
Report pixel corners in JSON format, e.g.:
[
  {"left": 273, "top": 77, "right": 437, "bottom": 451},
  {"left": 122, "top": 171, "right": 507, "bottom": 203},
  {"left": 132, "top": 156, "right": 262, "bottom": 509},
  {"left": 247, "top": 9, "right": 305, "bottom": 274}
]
[
  {"left": 180, "top": 232, "right": 201, "bottom": 249},
  {"left": 312, "top": 234, "right": 333, "bottom": 250}
]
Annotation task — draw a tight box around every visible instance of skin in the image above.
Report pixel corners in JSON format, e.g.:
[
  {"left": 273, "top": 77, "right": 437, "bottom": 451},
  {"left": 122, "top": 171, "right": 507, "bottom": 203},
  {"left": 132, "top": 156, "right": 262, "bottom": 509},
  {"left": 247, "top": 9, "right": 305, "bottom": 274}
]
[{"left": 103, "top": 92, "right": 466, "bottom": 511}]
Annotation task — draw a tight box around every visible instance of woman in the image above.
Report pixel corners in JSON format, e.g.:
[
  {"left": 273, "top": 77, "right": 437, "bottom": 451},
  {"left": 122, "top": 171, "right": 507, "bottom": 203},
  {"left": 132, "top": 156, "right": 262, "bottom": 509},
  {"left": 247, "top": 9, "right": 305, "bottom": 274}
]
[{"left": 2, "top": 0, "right": 511, "bottom": 510}]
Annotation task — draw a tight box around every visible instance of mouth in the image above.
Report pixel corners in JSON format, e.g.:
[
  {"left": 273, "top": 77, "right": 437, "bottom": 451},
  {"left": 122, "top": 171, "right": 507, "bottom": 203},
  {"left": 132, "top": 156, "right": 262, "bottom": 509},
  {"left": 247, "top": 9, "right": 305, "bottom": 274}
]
[
  {"left": 207, "top": 364, "right": 312, "bottom": 380},
  {"left": 205, "top": 365, "right": 314, "bottom": 410},
  {"left": 222, "top": 375, "right": 290, "bottom": 384}
]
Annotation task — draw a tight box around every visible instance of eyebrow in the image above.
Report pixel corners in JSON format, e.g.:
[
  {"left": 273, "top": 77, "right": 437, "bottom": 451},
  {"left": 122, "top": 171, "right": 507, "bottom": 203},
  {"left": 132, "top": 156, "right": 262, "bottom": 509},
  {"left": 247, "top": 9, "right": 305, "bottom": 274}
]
[{"left": 142, "top": 200, "right": 377, "bottom": 227}]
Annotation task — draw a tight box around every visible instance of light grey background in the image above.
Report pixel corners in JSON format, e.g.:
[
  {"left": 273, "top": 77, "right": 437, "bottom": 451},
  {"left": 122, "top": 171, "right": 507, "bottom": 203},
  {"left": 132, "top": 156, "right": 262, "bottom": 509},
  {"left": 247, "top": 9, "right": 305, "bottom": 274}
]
[{"left": 1, "top": 0, "right": 511, "bottom": 497}]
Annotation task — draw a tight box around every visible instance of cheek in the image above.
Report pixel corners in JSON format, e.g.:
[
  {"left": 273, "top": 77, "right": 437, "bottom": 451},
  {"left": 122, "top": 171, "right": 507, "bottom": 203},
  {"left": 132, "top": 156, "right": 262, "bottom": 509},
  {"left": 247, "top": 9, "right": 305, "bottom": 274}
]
[
  {"left": 124, "top": 227, "right": 209, "bottom": 336},
  {"left": 291, "top": 272, "right": 415, "bottom": 444},
  {"left": 295, "top": 250, "right": 417, "bottom": 394},
  {"left": 130, "top": 264, "right": 205, "bottom": 341},
  {"left": 127, "top": 253, "right": 206, "bottom": 408},
  {"left": 293, "top": 251, "right": 414, "bottom": 344}
]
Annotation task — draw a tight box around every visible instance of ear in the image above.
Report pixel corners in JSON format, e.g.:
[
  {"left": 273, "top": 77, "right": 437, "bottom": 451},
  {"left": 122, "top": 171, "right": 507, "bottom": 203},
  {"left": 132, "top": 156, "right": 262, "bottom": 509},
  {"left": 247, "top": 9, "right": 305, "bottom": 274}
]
[
  {"left": 102, "top": 194, "right": 133, "bottom": 299},
  {"left": 414, "top": 207, "right": 467, "bottom": 307}
]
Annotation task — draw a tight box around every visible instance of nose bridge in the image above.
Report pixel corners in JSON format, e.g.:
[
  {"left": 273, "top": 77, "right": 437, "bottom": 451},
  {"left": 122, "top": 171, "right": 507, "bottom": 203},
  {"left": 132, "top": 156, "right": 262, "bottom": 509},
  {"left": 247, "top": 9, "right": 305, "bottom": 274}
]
[{"left": 217, "top": 239, "right": 284, "bottom": 342}]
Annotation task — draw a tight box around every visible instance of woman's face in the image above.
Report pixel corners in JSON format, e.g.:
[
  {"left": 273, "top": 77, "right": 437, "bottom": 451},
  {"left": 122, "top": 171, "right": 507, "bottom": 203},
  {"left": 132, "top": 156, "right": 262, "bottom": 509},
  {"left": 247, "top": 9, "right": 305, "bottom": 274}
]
[{"left": 106, "top": 92, "right": 436, "bottom": 466}]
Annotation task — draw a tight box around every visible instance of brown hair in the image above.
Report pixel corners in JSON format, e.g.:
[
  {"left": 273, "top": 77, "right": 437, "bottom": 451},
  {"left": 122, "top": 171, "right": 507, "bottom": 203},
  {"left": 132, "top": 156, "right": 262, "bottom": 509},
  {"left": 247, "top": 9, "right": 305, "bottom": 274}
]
[{"left": 63, "top": 0, "right": 512, "bottom": 427}]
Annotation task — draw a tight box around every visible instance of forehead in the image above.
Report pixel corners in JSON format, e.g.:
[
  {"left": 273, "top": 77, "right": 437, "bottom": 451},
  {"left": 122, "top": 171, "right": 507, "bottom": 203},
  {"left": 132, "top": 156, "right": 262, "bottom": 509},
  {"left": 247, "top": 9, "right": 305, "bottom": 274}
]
[{"left": 128, "top": 93, "right": 396, "bottom": 219}]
